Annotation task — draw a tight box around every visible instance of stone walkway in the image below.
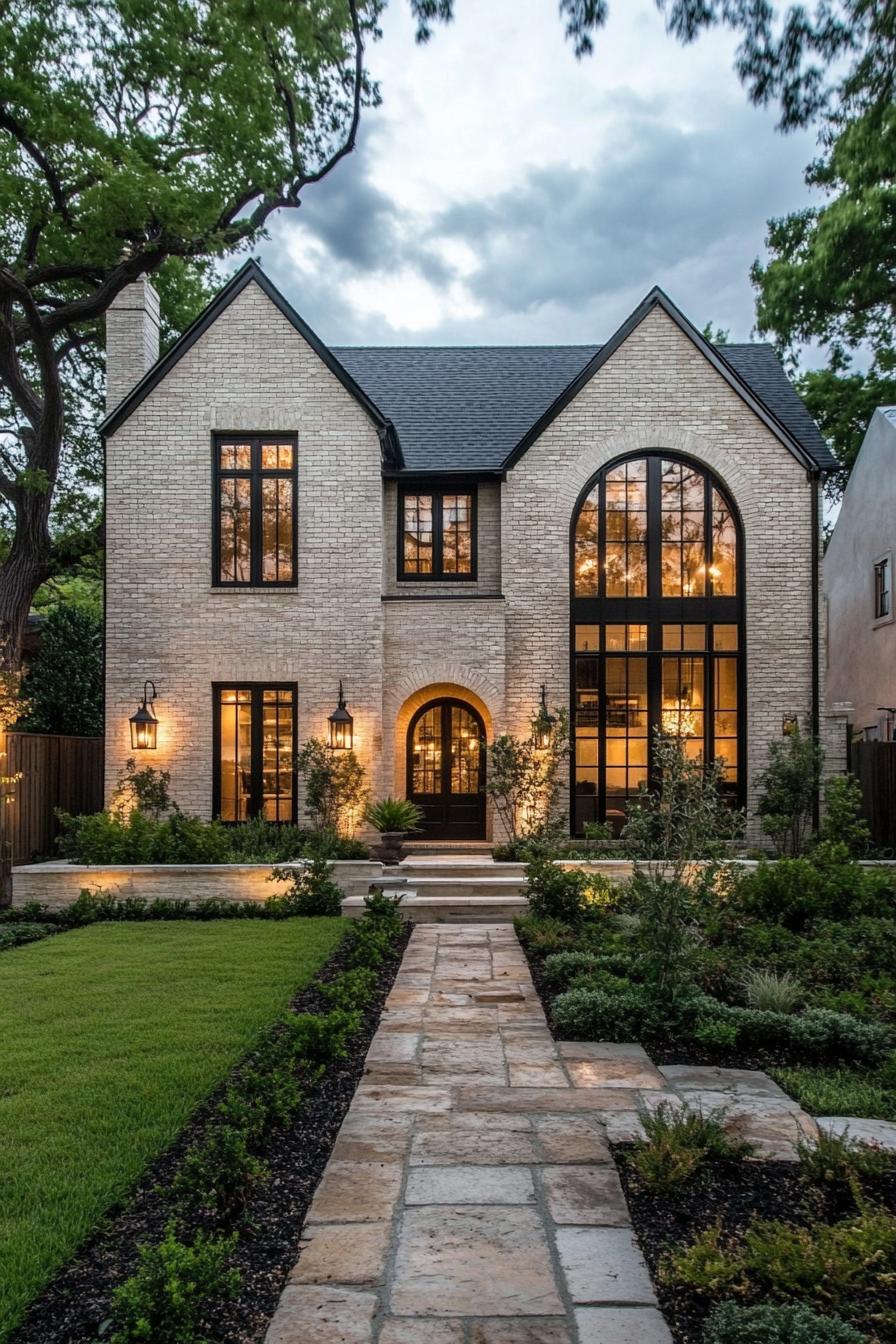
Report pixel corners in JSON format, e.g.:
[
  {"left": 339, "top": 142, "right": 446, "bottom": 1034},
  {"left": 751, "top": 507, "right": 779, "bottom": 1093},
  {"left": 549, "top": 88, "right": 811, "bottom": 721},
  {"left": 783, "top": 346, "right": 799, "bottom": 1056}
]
[{"left": 264, "top": 924, "right": 819, "bottom": 1344}]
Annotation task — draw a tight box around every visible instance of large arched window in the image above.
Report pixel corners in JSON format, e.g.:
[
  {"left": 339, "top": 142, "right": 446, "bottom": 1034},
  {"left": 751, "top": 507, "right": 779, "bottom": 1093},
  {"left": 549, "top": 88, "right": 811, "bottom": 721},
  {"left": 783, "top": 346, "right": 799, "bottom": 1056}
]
[{"left": 570, "top": 452, "right": 744, "bottom": 833}]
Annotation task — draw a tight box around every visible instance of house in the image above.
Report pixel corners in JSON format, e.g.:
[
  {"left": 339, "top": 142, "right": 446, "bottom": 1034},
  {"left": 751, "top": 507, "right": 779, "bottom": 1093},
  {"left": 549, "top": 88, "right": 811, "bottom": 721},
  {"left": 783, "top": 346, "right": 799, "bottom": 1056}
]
[
  {"left": 101, "top": 261, "right": 843, "bottom": 843},
  {"left": 825, "top": 407, "right": 896, "bottom": 742}
]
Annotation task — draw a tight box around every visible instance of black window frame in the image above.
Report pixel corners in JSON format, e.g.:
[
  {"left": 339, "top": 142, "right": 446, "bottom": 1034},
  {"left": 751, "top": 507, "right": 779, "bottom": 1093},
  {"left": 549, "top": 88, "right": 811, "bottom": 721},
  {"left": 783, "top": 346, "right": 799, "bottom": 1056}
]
[
  {"left": 398, "top": 481, "right": 478, "bottom": 582},
  {"left": 212, "top": 432, "right": 298, "bottom": 588},
  {"left": 874, "top": 554, "right": 891, "bottom": 622},
  {"left": 212, "top": 682, "right": 298, "bottom": 824},
  {"left": 569, "top": 450, "right": 746, "bottom": 834}
]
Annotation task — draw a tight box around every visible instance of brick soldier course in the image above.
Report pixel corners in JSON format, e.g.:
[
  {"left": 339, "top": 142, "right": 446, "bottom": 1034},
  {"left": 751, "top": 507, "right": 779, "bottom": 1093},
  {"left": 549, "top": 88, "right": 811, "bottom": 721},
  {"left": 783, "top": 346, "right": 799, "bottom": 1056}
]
[{"left": 263, "top": 924, "right": 818, "bottom": 1343}]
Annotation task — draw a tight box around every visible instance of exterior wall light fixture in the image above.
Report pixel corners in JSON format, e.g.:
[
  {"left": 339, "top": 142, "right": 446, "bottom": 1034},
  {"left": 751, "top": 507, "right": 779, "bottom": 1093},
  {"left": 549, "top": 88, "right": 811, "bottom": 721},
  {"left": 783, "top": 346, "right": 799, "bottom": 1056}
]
[
  {"left": 534, "top": 684, "right": 557, "bottom": 750},
  {"left": 130, "top": 681, "right": 159, "bottom": 750},
  {"left": 328, "top": 681, "right": 353, "bottom": 750}
]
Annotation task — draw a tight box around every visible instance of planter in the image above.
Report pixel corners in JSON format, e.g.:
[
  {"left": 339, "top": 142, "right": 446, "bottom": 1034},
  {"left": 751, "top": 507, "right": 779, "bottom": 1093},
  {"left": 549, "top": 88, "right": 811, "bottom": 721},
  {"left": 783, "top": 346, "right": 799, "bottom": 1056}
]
[
  {"left": 11, "top": 859, "right": 383, "bottom": 911},
  {"left": 372, "top": 830, "right": 407, "bottom": 865}
]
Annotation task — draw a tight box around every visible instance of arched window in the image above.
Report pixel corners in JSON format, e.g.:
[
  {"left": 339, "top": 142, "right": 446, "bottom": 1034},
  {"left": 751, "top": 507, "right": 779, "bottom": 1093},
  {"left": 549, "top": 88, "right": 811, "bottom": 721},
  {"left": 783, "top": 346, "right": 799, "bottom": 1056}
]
[{"left": 570, "top": 452, "right": 744, "bottom": 833}]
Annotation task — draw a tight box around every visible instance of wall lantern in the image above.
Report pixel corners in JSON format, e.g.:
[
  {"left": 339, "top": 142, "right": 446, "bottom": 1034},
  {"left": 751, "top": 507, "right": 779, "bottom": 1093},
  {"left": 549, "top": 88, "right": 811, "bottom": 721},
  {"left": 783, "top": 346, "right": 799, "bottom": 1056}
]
[
  {"left": 328, "top": 681, "right": 354, "bottom": 751},
  {"left": 129, "top": 681, "right": 159, "bottom": 750},
  {"left": 534, "top": 684, "right": 557, "bottom": 750},
  {"left": 781, "top": 714, "right": 799, "bottom": 737}
]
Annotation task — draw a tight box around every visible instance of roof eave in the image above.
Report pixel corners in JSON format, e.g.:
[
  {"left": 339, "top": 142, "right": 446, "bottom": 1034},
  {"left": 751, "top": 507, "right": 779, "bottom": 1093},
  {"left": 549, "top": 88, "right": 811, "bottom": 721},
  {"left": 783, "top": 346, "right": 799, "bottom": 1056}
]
[
  {"left": 100, "top": 260, "right": 404, "bottom": 469},
  {"left": 500, "top": 286, "right": 821, "bottom": 475}
]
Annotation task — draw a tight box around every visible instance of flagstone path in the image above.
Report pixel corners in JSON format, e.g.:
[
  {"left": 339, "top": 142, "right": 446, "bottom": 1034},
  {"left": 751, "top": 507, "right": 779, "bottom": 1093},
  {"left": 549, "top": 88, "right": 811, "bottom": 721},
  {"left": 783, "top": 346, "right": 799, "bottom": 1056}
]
[{"left": 264, "top": 924, "right": 819, "bottom": 1344}]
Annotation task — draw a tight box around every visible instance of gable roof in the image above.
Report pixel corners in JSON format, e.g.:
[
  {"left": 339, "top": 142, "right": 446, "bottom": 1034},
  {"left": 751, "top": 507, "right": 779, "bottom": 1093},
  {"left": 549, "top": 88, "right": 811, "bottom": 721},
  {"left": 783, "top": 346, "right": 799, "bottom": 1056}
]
[
  {"left": 102, "top": 264, "right": 835, "bottom": 476},
  {"left": 100, "top": 259, "right": 403, "bottom": 468}
]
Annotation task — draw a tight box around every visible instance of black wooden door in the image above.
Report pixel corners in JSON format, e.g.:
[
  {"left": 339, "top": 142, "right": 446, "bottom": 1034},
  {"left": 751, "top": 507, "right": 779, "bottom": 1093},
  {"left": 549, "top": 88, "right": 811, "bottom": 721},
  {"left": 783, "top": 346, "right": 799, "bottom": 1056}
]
[{"left": 407, "top": 699, "right": 486, "bottom": 840}]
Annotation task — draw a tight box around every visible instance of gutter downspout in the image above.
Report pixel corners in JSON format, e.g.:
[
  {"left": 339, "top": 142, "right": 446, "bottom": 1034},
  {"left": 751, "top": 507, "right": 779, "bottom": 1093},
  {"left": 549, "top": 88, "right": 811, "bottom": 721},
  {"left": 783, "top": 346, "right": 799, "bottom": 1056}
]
[{"left": 810, "top": 471, "right": 821, "bottom": 831}]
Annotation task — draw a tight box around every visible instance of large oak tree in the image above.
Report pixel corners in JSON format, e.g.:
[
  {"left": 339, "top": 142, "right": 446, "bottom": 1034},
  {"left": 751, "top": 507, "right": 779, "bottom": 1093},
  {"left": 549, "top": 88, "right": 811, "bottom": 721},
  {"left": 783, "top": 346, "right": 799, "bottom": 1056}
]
[{"left": 1, "top": 0, "right": 889, "bottom": 667}]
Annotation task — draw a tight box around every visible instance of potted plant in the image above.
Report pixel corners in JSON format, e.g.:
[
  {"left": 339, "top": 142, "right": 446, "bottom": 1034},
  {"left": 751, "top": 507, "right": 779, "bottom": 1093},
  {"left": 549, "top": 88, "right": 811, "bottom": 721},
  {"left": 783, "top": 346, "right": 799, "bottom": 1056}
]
[{"left": 363, "top": 797, "right": 425, "bottom": 864}]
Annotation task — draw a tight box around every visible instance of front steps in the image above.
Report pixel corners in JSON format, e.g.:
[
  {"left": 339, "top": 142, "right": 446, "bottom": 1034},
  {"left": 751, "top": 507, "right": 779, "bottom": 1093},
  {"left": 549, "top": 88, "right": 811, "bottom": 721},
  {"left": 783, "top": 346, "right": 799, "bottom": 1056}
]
[{"left": 342, "top": 854, "right": 528, "bottom": 922}]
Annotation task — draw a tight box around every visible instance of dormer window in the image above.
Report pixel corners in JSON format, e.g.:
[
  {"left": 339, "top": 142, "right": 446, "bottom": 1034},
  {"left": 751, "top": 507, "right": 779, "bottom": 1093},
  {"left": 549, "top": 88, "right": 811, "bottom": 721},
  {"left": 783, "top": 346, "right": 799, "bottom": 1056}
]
[
  {"left": 399, "top": 485, "right": 477, "bottom": 580},
  {"left": 213, "top": 434, "right": 297, "bottom": 587}
]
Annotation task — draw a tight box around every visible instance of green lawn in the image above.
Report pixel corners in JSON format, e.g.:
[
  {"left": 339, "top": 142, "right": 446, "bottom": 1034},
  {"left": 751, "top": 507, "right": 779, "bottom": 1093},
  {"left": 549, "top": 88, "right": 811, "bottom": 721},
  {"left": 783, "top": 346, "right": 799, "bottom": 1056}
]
[{"left": 0, "top": 918, "right": 344, "bottom": 1340}]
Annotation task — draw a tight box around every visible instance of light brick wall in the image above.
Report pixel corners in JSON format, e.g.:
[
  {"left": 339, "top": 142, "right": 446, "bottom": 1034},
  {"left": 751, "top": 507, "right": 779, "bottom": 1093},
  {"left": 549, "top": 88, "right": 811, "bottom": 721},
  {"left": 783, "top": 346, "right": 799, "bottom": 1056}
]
[
  {"left": 382, "top": 480, "right": 502, "bottom": 595},
  {"left": 105, "top": 279, "right": 160, "bottom": 412},
  {"left": 105, "top": 280, "right": 387, "bottom": 819},
  {"left": 501, "top": 307, "right": 822, "bottom": 841},
  {"left": 106, "top": 289, "right": 825, "bottom": 843}
]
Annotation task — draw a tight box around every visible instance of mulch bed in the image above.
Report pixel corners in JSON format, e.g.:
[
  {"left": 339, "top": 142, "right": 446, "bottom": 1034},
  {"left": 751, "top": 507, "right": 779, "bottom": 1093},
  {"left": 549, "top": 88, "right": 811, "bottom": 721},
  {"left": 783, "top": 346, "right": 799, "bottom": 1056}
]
[
  {"left": 10, "top": 920, "right": 410, "bottom": 1344},
  {"left": 616, "top": 1149, "right": 896, "bottom": 1343}
]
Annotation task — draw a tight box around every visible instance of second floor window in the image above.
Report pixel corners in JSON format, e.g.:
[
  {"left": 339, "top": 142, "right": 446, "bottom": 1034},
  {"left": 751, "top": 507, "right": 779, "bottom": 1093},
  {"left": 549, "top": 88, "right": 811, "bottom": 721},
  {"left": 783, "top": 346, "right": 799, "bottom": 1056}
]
[
  {"left": 875, "top": 555, "right": 891, "bottom": 621},
  {"left": 214, "top": 434, "right": 297, "bottom": 586},
  {"left": 400, "top": 487, "right": 476, "bottom": 579}
]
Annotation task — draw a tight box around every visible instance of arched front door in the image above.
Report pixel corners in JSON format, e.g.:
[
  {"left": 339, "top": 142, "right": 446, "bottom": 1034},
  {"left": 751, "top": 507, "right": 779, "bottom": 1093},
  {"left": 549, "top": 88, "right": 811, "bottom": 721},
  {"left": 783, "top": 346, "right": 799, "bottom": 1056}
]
[{"left": 407, "top": 698, "right": 486, "bottom": 840}]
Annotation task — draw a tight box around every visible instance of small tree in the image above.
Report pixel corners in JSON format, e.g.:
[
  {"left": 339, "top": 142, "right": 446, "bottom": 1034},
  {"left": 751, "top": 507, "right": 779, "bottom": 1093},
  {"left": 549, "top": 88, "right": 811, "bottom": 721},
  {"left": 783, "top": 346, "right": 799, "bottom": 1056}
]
[
  {"left": 756, "top": 722, "right": 823, "bottom": 856},
  {"left": 19, "top": 604, "right": 102, "bottom": 736},
  {"left": 295, "top": 738, "right": 368, "bottom": 838},
  {"left": 110, "top": 757, "right": 174, "bottom": 820},
  {"left": 819, "top": 772, "right": 871, "bottom": 857},
  {"left": 485, "top": 706, "right": 570, "bottom": 844},
  {"left": 622, "top": 732, "right": 745, "bottom": 998}
]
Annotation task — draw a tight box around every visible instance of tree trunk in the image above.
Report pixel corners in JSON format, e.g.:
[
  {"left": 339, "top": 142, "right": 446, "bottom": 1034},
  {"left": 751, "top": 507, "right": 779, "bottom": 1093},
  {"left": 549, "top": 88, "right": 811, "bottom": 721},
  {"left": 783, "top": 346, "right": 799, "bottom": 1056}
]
[{"left": 0, "top": 493, "right": 52, "bottom": 671}]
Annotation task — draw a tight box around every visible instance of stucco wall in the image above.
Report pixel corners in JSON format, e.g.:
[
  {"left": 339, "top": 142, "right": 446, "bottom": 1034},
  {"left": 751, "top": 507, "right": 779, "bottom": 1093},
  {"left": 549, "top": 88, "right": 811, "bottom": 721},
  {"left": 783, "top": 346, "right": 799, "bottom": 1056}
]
[{"left": 825, "top": 407, "right": 896, "bottom": 739}]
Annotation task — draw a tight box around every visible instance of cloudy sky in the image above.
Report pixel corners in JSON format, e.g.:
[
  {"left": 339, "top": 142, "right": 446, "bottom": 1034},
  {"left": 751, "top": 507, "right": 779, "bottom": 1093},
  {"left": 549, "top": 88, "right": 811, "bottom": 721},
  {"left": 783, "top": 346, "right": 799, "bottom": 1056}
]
[{"left": 258, "top": 0, "right": 821, "bottom": 351}]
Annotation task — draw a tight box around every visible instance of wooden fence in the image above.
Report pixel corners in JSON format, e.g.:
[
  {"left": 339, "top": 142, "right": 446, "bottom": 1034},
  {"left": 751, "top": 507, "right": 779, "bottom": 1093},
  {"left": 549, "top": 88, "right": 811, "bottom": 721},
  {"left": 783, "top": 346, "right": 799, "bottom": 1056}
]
[
  {"left": 851, "top": 740, "right": 896, "bottom": 851},
  {"left": 2, "top": 732, "right": 104, "bottom": 865}
]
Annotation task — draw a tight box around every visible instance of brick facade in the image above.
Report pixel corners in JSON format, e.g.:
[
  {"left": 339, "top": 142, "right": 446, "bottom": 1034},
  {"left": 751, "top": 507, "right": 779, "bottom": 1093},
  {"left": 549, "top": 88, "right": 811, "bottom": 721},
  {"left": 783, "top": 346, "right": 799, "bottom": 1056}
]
[{"left": 105, "top": 276, "right": 832, "bottom": 842}]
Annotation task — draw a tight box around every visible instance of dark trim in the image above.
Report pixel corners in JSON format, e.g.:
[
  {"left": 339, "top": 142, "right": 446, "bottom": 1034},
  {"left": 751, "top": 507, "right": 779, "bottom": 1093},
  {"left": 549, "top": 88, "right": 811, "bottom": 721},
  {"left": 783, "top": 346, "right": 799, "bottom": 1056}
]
[
  {"left": 211, "top": 682, "right": 298, "bottom": 824},
  {"left": 211, "top": 432, "right": 298, "bottom": 588},
  {"left": 568, "top": 450, "right": 747, "bottom": 832},
  {"left": 502, "top": 286, "right": 819, "bottom": 474},
  {"left": 382, "top": 592, "right": 504, "bottom": 602},
  {"left": 397, "top": 483, "right": 478, "bottom": 582},
  {"left": 382, "top": 468, "right": 506, "bottom": 482},
  {"left": 811, "top": 473, "right": 821, "bottom": 831},
  {"left": 101, "top": 260, "right": 403, "bottom": 469}
]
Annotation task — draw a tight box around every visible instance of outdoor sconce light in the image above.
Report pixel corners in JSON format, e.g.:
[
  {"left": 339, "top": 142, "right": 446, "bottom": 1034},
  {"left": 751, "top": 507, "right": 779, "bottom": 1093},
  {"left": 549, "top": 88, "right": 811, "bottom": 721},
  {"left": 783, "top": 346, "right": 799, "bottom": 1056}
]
[
  {"left": 782, "top": 714, "right": 799, "bottom": 737},
  {"left": 534, "top": 684, "right": 557, "bottom": 750},
  {"left": 130, "top": 681, "right": 159, "bottom": 750},
  {"left": 328, "top": 681, "right": 353, "bottom": 751}
]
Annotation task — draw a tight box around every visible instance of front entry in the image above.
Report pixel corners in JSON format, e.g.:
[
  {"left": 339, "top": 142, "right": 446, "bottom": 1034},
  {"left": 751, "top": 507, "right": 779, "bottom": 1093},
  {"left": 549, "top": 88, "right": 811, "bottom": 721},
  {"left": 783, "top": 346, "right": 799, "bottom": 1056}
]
[{"left": 407, "top": 698, "right": 486, "bottom": 840}]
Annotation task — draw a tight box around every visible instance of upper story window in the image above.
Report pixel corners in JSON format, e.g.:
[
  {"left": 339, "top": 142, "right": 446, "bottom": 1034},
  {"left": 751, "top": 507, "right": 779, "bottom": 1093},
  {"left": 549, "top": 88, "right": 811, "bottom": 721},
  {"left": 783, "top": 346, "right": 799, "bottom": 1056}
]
[
  {"left": 874, "top": 554, "right": 892, "bottom": 622},
  {"left": 214, "top": 434, "right": 297, "bottom": 586},
  {"left": 399, "top": 485, "right": 477, "bottom": 580}
]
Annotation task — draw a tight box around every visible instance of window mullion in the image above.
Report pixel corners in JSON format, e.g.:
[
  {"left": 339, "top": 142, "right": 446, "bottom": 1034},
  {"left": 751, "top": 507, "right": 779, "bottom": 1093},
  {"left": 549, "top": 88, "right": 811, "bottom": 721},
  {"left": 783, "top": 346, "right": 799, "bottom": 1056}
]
[
  {"left": 434, "top": 493, "right": 444, "bottom": 578},
  {"left": 250, "top": 689, "right": 264, "bottom": 819}
]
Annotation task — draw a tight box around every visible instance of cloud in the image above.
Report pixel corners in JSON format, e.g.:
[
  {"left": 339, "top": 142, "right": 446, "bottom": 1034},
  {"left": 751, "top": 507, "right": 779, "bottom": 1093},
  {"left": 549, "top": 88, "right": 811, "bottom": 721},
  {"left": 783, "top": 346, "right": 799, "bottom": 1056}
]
[{"left": 255, "top": 0, "right": 819, "bottom": 347}]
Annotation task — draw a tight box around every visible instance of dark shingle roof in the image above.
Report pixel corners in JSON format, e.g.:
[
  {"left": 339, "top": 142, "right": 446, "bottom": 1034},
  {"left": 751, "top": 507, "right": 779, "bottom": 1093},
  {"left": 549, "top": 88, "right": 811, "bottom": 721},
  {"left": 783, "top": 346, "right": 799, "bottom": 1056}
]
[{"left": 335, "top": 341, "right": 836, "bottom": 474}]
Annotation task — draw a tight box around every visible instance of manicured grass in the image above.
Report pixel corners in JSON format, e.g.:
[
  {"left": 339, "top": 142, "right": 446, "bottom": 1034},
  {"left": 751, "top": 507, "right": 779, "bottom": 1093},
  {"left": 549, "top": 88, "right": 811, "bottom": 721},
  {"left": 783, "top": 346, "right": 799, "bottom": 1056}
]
[
  {"left": 770, "top": 1062, "right": 896, "bottom": 1122},
  {"left": 0, "top": 918, "right": 344, "bottom": 1341}
]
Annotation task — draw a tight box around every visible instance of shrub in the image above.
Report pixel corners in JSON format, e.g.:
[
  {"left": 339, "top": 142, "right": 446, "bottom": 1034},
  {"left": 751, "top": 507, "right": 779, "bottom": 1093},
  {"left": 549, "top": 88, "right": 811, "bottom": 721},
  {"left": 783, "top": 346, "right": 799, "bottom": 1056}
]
[
  {"left": 283, "top": 1009, "right": 360, "bottom": 1063},
  {"left": 665, "top": 1207, "right": 896, "bottom": 1309},
  {"left": 111, "top": 757, "right": 174, "bottom": 819},
  {"left": 270, "top": 854, "right": 344, "bottom": 916},
  {"left": 295, "top": 737, "right": 368, "bottom": 836},
  {"left": 362, "top": 887, "right": 404, "bottom": 933},
  {"left": 485, "top": 708, "right": 570, "bottom": 843},
  {"left": 174, "top": 1125, "right": 268, "bottom": 1226},
  {"left": 733, "top": 851, "right": 895, "bottom": 931},
  {"left": 363, "top": 797, "right": 424, "bottom": 832},
  {"left": 755, "top": 723, "right": 823, "bottom": 856},
  {"left": 819, "top": 773, "right": 871, "bottom": 857},
  {"left": 107, "top": 1223, "right": 240, "bottom": 1344},
  {"left": 542, "top": 950, "right": 604, "bottom": 988},
  {"left": 19, "top": 603, "right": 103, "bottom": 737},
  {"left": 513, "top": 914, "right": 578, "bottom": 955},
  {"left": 702, "top": 1302, "right": 866, "bottom": 1344},
  {"left": 0, "top": 922, "right": 53, "bottom": 951},
  {"left": 629, "top": 1101, "right": 751, "bottom": 1192},
  {"left": 525, "top": 854, "right": 592, "bottom": 925},
  {"left": 769, "top": 1064, "right": 896, "bottom": 1122},
  {"left": 322, "top": 966, "right": 379, "bottom": 1012},
  {"left": 739, "top": 968, "right": 804, "bottom": 1013},
  {"left": 796, "top": 1126, "right": 894, "bottom": 1189}
]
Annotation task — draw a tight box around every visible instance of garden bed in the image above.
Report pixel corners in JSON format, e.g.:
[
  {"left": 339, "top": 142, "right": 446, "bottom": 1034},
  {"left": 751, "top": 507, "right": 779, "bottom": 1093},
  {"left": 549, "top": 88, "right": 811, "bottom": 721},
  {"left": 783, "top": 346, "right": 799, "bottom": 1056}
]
[
  {"left": 4, "top": 914, "right": 408, "bottom": 1344},
  {"left": 616, "top": 1146, "right": 896, "bottom": 1342}
]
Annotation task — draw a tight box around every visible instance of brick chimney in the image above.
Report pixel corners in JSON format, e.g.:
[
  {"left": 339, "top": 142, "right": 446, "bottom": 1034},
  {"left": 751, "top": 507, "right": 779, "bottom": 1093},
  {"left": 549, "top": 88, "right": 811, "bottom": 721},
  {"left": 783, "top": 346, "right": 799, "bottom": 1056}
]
[{"left": 105, "top": 276, "right": 161, "bottom": 413}]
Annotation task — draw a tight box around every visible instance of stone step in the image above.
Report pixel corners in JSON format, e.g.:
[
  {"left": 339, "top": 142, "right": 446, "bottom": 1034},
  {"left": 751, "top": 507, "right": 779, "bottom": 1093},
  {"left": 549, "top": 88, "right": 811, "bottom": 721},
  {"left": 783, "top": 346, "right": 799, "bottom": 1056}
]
[
  {"left": 405, "top": 876, "right": 527, "bottom": 900},
  {"left": 342, "top": 892, "right": 528, "bottom": 922},
  {"left": 402, "top": 840, "right": 495, "bottom": 856},
  {"left": 399, "top": 859, "right": 527, "bottom": 881}
]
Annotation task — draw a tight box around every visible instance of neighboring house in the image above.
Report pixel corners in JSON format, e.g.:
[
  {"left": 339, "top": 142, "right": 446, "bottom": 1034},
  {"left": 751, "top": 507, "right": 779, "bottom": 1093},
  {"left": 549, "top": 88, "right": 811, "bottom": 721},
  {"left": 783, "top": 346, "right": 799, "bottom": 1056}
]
[
  {"left": 825, "top": 407, "right": 896, "bottom": 742},
  {"left": 101, "top": 261, "right": 842, "bottom": 843}
]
